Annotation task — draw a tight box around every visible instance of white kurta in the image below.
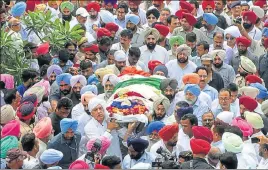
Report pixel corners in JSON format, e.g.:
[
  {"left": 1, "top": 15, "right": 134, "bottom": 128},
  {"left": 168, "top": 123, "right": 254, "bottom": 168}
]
[
  {"left": 71, "top": 103, "right": 86, "bottom": 121},
  {"left": 258, "top": 158, "right": 268, "bottom": 169},
  {"left": 242, "top": 139, "right": 258, "bottom": 169},
  {"left": 177, "top": 129, "right": 191, "bottom": 152},
  {"left": 150, "top": 139, "right": 182, "bottom": 159}
]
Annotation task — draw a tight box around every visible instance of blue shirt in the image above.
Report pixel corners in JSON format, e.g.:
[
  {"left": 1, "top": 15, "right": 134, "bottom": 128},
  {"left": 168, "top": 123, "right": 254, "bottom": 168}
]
[
  {"left": 115, "top": 17, "right": 126, "bottom": 28},
  {"left": 191, "top": 55, "right": 202, "bottom": 67},
  {"left": 211, "top": 99, "right": 238, "bottom": 118},
  {"left": 17, "top": 84, "right": 28, "bottom": 96},
  {"left": 211, "top": 140, "right": 225, "bottom": 153},
  {"left": 202, "top": 84, "right": 218, "bottom": 101},
  {"left": 51, "top": 58, "right": 73, "bottom": 73},
  {"left": 122, "top": 151, "right": 156, "bottom": 169},
  {"left": 192, "top": 97, "right": 210, "bottom": 126}
]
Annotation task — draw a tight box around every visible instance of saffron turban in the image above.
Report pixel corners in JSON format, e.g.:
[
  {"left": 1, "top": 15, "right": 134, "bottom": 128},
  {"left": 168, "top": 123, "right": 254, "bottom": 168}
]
[
  {"left": 20, "top": 94, "right": 38, "bottom": 107},
  {"left": 239, "top": 95, "right": 258, "bottom": 112},
  {"left": 190, "top": 139, "right": 211, "bottom": 155},
  {"left": 97, "top": 28, "right": 112, "bottom": 39},
  {"left": 0, "top": 136, "right": 18, "bottom": 158},
  {"left": 60, "top": 1, "right": 74, "bottom": 12},
  {"left": 56, "top": 73, "right": 72, "bottom": 86},
  {"left": 36, "top": 42, "right": 50, "bottom": 56},
  {"left": 87, "top": 136, "right": 111, "bottom": 156},
  {"left": 153, "top": 65, "right": 168, "bottom": 77},
  {"left": 202, "top": 0, "right": 215, "bottom": 10},
  {"left": 245, "top": 75, "right": 262, "bottom": 84},
  {"left": 160, "top": 78, "right": 178, "bottom": 91},
  {"left": 80, "top": 85, "right": 98, "bottom": 95},
  {"left": 33, "top": 117, "right": 53, "bottom": 139},
  {"left": 216, "top": 111, "right": 234, "bottom": 125},
  {"left": 203, "top": 13, "right": 218, "bottom": 25},
  {"left": 192, "top": 126, "right": 213, "bottom": 144},
  {"left": 69, "top": 160, "right": 89, "bottom": 169},
  {"left": 184, "top": 84, "right": 201, "bottom": 97},
  {"left": 153, "top": 96, "right": 170, "bottom": 114},
  {"left": 224, "top": 26, "right": 241, "bottom": 38},
  {"left": 245, "top": 111, "right": 264, "bottom": 129},
  {"left": 146, "top": 121, "right": 165, "bottom": 135},
  {"left": 239, "top": 86, "right": 259, "bottom": 99},
  {"left": 158, "top": 124, "right": 179, "bottom": 141},
  {"left": 70, "top": 75, "right": 87, "bottom": 88},
  {"left": 232, "top": 117, "right": 253, "bottom": 137},
  {"left": 250, "top": 83, "right": 268, "bottom": 100},
  {"left": 88, "top": 98, "right": 106, "bottom": 112},
  {"left": 102, "top": 74, "right": 120, "bottom": 87},
  {"left": 222, "top": 132, "right": 243, "bottom": 153},
  {"left": 100, "top": 10, "right": 115, "bottom": 23},
  {"left": 47, "top": 65, "right": 63, "bottom": 78},
  {"left": 0, "top": 74, "right": 14, "bottom": 89},
  {"left": 105, "top": 23, "right": 119, "bottom": 32},
  {"left": 60, "top": 118, "right": 78, "bottom": 133},
  {"left": 180, "top": 1, "right": 194, "bottom": 12},
  {"left": 182, "top": 73, "right": 200, "bottom": 85},
  {"left": 114, "top": 50, "right": 127, "bottom": 61},
  {"left": 1, "top": 120, "right": 20, "bottom": 138},
  {"left": 127, "top": 138, "right": 149, "bottom": 152},
  {"left": 240, "top": 56, "right": 256, "bottom": 73},
  {"left": 154, "top": 24, "right": 169, "bottom": 37},
  {"left": 182, "top": 12, "right": 197, "bottom": 26},
  {"left": 148, "top": 60, "right": 163, "bottom": 72},
  {"left": 86, "top": 2, "right": 100, "bottom": 12},
  {"left": 11, "top": 2, "right": 26, "bottom": 17},
  {"left": 125, "top": 14, "right": 140, "bottom": 25},
  {"left": 236, "top": 36, "right": 251, "bottom": 47},
  {"left": 176, "top": 44, "right": 192, "bottom": 57},
  {"left": 24, "top": 86, "right": 45, "bottom": 103},
  {"left": 242, "top": 11, "right": 258, "bottom": 24},
  {"left": 40, "top": 149, "right": 63, "bottom": 165},
  {"left": 0, "top": 105, "right": 15, "bottom": 125},
  {"left": 16, "top": 102, "right": 35, "bottom": 121},
  {"left": 169, "top": 35, "right": 185, "bottom": 47}
]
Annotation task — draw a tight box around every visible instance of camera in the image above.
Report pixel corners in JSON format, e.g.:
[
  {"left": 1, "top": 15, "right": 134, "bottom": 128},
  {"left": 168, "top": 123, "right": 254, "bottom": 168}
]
[
  {"left": 152, "top": 147, "right": 180, "bottom": 168},
  {"left": 233, "top": 17, "right": 242, "bottom": 24},
  {"left": 85, "top": 139, "right": 102, "bottom": 162}
]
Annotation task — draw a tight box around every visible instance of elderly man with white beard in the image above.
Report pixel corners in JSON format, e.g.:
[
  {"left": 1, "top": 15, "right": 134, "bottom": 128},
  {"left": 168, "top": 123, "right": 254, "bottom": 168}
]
[
  {"left": 145, "top": 121, "right": 165, "bottom": 150},
  {"left": 97, "top": 74, "right": 119, "bottom": 101}
]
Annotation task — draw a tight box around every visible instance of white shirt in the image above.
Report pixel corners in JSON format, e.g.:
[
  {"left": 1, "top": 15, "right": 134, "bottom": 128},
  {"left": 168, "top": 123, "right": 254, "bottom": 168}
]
[
  {"left": 242, "top": 139, "right": 258, "bottom": 169},
  {"left": 77, "top": 112, "right": 92, "bottom": 156},
  {"left": 164, "top": 1, "right": 180, "bottom": 15},
  {"left": 251, "top": 131, "right": 265, "bottom": 162},
  {"left": 150, "top": 139, "right": 182, "bottom": 159},
  {"left": 177, "top": 129, "right": 191, "bottom": 152},
  {"left": 258, "top": 158, "right": 268, "bottom": 169},
  {"left": 165, "top": 60, "right": 197, "bottom": 88},
  {"left": 236, "top": 152, "right": 248, "bottom": 169},
  {"left": 71, "top": 103, "right": 86, "bottom": 121},
  {"left": 23, "top": 155, "right": 39, "bottom": 169},
  {"left": 139, "top": 45, "right": 169, "bottom": 68},
  {"left": 111, "top": 42, "right": 131, "bottom": 56},
  {"left": 248, "top": 26, "right": 262, "bottom": 41},
  {"left": 129, "top": 8, "right": 147, "bottom": 25}
]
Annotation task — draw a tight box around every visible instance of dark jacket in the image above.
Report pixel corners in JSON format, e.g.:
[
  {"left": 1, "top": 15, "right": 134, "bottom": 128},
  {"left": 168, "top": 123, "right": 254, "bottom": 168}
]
[
  {"left": 208, "top": 71, "right": 224, "bottom": 92},
  {"left": 66, "top": 92, "right": 80, "bottom": 107},
  {"left": 259, "top": 53, "right": 268, "bottom": 89},
  {"left": 49, "top": 113, "right": 71, "bottom": 136},
  {"left": 180, "top": 157, "right": 214, "bottom": 169},
  {"left": 194, "top": 14, "right": 228, "bottom": 30}
]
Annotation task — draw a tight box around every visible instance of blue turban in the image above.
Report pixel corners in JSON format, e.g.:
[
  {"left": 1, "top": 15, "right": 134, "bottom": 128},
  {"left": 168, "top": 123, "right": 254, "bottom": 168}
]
[
  {"left": 184, "top": 84, "right": 201, "bottom": 97},
  {"left": 126, "top": 14, "right": 140, "bottom": 25},
  {"left": 250, "top": 83, "right": 268, "bottom": 99},
  {"left": 11, "top": 2, "right": 26, "bottom": 17},
  {"left": 99, "top": 10, "right": 115, "bottom": 23},
  {"left": 87, "top": 74, "right": 99, "bottom": 85},
  {"left": 80, "top": 85, "right": 98, "bottom": 95},
  {"left": 203, "top": 13, "right": 218, "bottom": 25},
  {"left": 127, "top": 138, "right": 149, "bottom": 152},
  {"left": 47, "top": 65, "right": 63, "bottom": 78},
  {"left": 146, "top": 121, "right": 165, "bottom": 135},
  {"left": 104, "top": 0, "right": 117, "bottom": 5},
  {"left": 60, "top": 118, "right": 78, "bottom": 133},
  {"left": 56, "top": 73, "right": 72, "bottom": 86},
  {"left": 177, "top": 106, "right": 194, "bottom": 120},
  {"left": 262, "top": 27, "right": 268, "bottom": 37},
  {"left": 40, "top": 149, "right": 63, "bottom": 165}
]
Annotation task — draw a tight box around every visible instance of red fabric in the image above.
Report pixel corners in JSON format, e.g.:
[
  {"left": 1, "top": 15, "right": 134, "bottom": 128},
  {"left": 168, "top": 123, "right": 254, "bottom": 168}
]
[
  {"left": 154, "top": 24, "right": 169, "bottom": 37},
  {"left": 158, "top": 124, "right": 179, "bottom": 141},
  {"left": 26, "top": 1, "right": 42, "bottom": 12},
  {"left": 190, "top": 139, "right": 211, "bottom": 155},
  {"left": 175, "top": 9, "right": 190, "bottom": 19},
  {"left": 182, "top": 12, "right": 197, "bottom": 26},
  {"left": 97, "top": 28, "right": 111, "bottom": 39},
  {"left": 245, "top": 75, "right": 262, "bottom": 84},
  {"left": 148, "top": 60, "right": 163, "bottom": 72},
  {"left": 254, "top": 0, "right": 267, "bottom": 8},
  {"left": 236, "top": 36, "right": 251, "bottom": 47},
  {"left": 180, "top": 1, "right": 194, "bottom": 12},
  {"left": 69, "top": 160, "right": 89, "bottom": 169},
  {"left": 1, "top": 120, "right": 20, "bottom": 138},
  {"left": 16, "top": 102, "right": 35, "bottom": 121},
  {"left": 264, "top": 22, "right": 268, "bottom": 27},
  {"left": 192, "top": 126, "right": 213, "bottom": 144},
  {"left": 105, "top": 23, "right": 119, "bottom": 32},
  {"left": 202, "top": 1, "right": 215, "bottom": 10},
  {"left": 239, "top": 95, "right": 258, "bottom": 112},
  {"left": 118, "top": 66, "right": 151, "bottom": 77},
  {"left": 263, "top": 37, "right": 268, "bottom": 49},
  {"left": 95, "top": 164, "right": 109, "bottom": 169},
  {"left": 129, "top": 0, "right": 142, "bottom": 6},
  {"left": 242, "top": 11, "right": 258, "bottom": 24},
  {"left": 87, "top": 2, "right": 101, "bottom": 12},
  {"left": 36, "top": 42, "right": 50, "bottom": 56},
  {"left": 84, "top": 44, "right": 99, "bottom": 53}
]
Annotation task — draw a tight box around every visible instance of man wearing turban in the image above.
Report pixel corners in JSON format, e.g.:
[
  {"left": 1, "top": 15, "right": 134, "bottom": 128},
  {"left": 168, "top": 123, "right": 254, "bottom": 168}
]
[
  {"left": 160, "top": 78, "right": 178, "bottom": 103},
  {"left": 140, "top": 28, "right": 169, "bottom": 68},
  {"left": 47, "top": 118, "right": 81, "bottom": 169},
  {"left": 97, "top": 74, "right": 119, "bottom": 101},
  {"left": 39, "top": 149, "right": 63, "bottom": 169},
  {"left": 106, "top": 50, "right": 127, "bottom": 76},
  {"left": 242, "top": 11, "right": 261, "bottom": 40},
  {"left": 146, "top": 121, "right": 165, "bottom": 149},
  {"left": 145, "top": 9, "right": 160, "bottom": 28},
  {"left": 123, "top": 137, "right": 156, "bottom": 169},
  {"left": 168, "top": 35, "right": 185, "bottom": 60},
  {"left": 86, "top": 2, "right": 100, "bottom": 23},
  {"left": 166, "top": 44, "right": 197, "bottom": 88},
  {"left": 239, "top": 95, "right": 258, "bottom": 119},
  {"left": 154, "top": 24, "right": 170, "bottom": 51},
  {"left": 125, "top": 14, "right": 144, "bottom": 48},
  {"left": 150, "top": 96, "right": 170, "bottom": 122},
  {"left": 47, "top": 64, "right": 63, "bottom": 85},
  {"left": 128, "top": 1, "right": 147, "bottom": 26},
  {"left": 67, "top": 75, "right": 87, "bottom": 106},
  {"left": 150, "top": 124, "right": 180, "bottom": 159},
  {"left": 60, "top": 1, "right": 75, "bottom": 24}
]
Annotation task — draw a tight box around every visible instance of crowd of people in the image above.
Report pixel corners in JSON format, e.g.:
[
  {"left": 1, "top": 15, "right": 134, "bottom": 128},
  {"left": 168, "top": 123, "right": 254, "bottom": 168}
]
[{"left": 1, "top": 0, "right": 268, "bottom": 169}]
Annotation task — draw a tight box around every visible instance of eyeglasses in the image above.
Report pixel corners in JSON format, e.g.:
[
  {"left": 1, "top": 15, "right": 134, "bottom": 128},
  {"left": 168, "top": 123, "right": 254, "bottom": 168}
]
[
  {"left": 219, "top": 97, "right": 229, "bottom": 101},
  {"left": 225, "top": 37, "right": 235, "bottom": 40},
  {"left": 199, "top": 75, "right": 207, "bottom": 78}
]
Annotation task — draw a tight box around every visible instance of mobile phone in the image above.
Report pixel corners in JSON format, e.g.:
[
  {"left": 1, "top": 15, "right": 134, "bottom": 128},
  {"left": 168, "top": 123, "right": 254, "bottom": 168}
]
[{"left": 251, "top": 137, "right": 260, "bottom": 144}]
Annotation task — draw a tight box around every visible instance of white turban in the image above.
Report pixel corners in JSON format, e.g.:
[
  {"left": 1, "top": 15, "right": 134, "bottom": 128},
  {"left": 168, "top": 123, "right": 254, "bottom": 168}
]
[
  {"left": 70, "top": 75, "right": 87, "bottom": 88},
  {"left": 24, "top": 86, "right": 45, "bottom": 103},
  {"left": 114, "top": 50, "right": 127, "bottom": 62},
  {"left": 239, "top": 86, "right": 260, "bottom": 99},
  {"left": 102, "top": 74, "right": 120, "bottom": 86},
  {"left": 216, "top": 111, "right": 234, "bottom": 125},
  {"left": 251, "top": 6, "right": 265, "bottom": 19},
  {"left": 222, "top": 132, "right": 243, "bottom": 154},
  {"left": 99, "top": 10, "right": 115, "bottom": 23},
  {"left": 88, "top": 98, "right": 106, "bottom": 112},
  {"left": 176, "top": 44, "right": 191, "bottom": 57},
  {"left": 209, "top": 49, "right": 226, "bottom": 61},
  {"left": 224, "top": 26, "right": 241, "bottom": 38}
]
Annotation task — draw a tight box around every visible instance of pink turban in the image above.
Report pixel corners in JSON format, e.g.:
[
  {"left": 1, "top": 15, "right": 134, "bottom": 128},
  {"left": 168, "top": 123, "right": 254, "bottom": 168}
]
[
  {"left": 0, "top": 74, "right": 14, "bottom": 89},
  {"left": 1, "top": 120, "right": 20, "bottom": 138},
  {"left": 232, "top": 117, "right": 253, "bottom": 137},
  {"left": 33, "top": 79, "right": 50, "bottom": 96},
  {"left": 33, "top": 117, "right": 53, "bottom": 139},
  {"left": 86, "top": 136, "right": 111, "bottom": 156}
]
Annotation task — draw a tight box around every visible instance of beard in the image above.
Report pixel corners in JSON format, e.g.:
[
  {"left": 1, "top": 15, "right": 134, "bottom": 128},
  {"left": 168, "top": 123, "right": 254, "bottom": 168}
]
[
  {"left": 85, "top": 109, "right": 91, "bottom": 115},
  {"left": 243, "top": 23, "right": 252, "bottom": 29},
  {"left": 90, "top": 14, "right": 97, "bottom": 19},
  {"left": 185, "top": 97, "right": 196, "bottom": 105},
  {"left": 74, "top": 92, "right": 81, "bottom": 99},
  {"left": 69, "top": 53, "right": 75, "bottom": 61},
  {"left": 61, "top": 89, "right": 71, "bottom": 95},
  {"left": 49, "top": 80, "right": 55, "bottom": 85},
  {"left": 154, "top": 113, "right": 166, "bottom": 121},
  {"left": 127, "top": 26, "right": 136, "bottom": 32},
  {"left": 105, "top": 91, "right": 113, "bottom": 99},
  {"left": 239, "top": 71, "right": 248, "bottom": 78},
  {"left": 130, "top": 151, "right": 144, "bottom": 160},
  {"left": 167, "top": 141, "right": 177, "bottom": 147},
  {"left": 203, "top": 24, "right": 209, "bottom": 29},
  {"left": 238, "top": 49, "right": 247, "bottom": 55},
  {"left": 177, "top": 56, "right": 188, "bottom": 63},
  {"left": 146, "top": 43, "right": 157, "bottom": 50},
  {"left": 130, "top": 7, "right": 138, "bottom": 13},
  {"left": 214, "top": 62, "right": 223, "bottom": 68},
  {"left": 165, "top": 94, "right": 175, "bottom": 102},
  {"left": 62, "top": 15, "right": 72, "bottom": 22}
]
